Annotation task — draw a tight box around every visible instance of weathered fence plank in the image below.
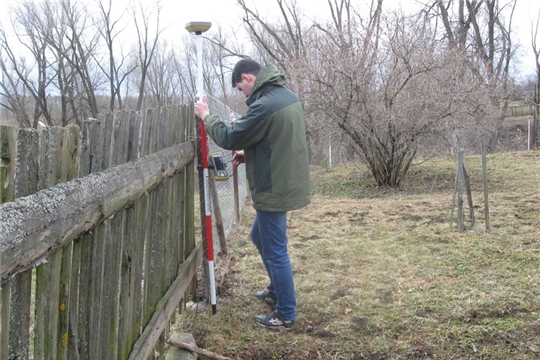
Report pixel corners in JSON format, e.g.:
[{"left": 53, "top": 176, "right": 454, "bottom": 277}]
[
  {"left": 141, "top": 108, "right": 156, "bottom": 157},
  {"left": 0, "top": 125, "right": 17, "bottom": 204},
  {"left": 183, "top": 104, "right": 196, "bottom": 260},
  {"left": 79, "top": 119, "right": 100, "bottom": 176},
  {"left": 35, "top": 127, "right": 68, "bottom": 360},
  {"left": 131, "top": 195, "right": 148, "bottom": 351},
  {"left": 127, "top": 111, "right": 142, "bottom": 161},
  {"left": 97, "top": 112, "right": 129, "bottom": 359},
  {"left": 141, "top": 108, "right": 157, "bottom": 353},
  {"left": 0, "top": 140, "right": 196, "bottom": 281},
  {"left": 100, "top": 216, "right": 123, "bottom": 360},
  {"left": 143, "top": 108, "right": 167, "bottom": 358},
  {"left": 128, "top": 242, "right": 203, "bottom": 360},
  {"left": 10, "top": 128, "right": 40, "bottom": 360},
  {"left": 0, "top": 125, "right": 18, "bottom": 360},
  {"left": 56, "top": 125, "right": 80, "bottom": 360},
  {"left": 88, "top": 223, "right": 106, "bottom": 360},
  {"left": 116, "top": 110, "right": 145, "bottom": 359},
  {"left": 74, "top": 231, "right": 93, "bottom": 359},
  {"left": 101, "top": 114, "right": 114, "bottom": 170},
  {"left": 111, "top": 111, "right": 130, "bottom": 167},
  {"left": 0, "top": 287, "right": 10, "bottom": 360},
  {"left": 34, "top": 254, "right": 62, "bottom": 360},
  {"left": 117, "top": 201, "right": 144, "bottom": 359},
  {"left": 74, "top": 119, "right": 99, "bottom": 359},
  {"left": 67, "top": 234, "right": 81, "bottom": 360}
]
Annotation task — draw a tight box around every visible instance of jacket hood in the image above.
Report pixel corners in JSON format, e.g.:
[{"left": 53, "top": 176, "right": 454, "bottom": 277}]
[{"left": 246, "top": 64, "right": 287, "bottom": 106}]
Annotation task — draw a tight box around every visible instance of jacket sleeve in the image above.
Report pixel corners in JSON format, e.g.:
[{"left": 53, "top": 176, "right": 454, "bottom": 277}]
[{"left": 203, "top": 100, "right": 269, "bottom": 150}]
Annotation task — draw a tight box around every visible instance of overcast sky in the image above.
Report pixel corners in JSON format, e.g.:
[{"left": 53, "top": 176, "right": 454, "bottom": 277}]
[
  {"left": 147, "top": 0, "right": 539, "bottom": 78},
  {"left": 1, "top": 0, "right": 538, "bottom": 77}
]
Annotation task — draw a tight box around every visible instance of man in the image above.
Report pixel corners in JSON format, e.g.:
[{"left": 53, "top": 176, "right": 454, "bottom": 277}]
[{"left": 194, "top": 58, "right": 310, "bottom": 330}]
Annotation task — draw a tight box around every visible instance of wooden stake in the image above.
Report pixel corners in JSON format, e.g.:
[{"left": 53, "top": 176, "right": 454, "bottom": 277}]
[
  {"left": 462, "top": 162, "right": 475, "bottom": 228},
  {"left": 481, "top": 142, "right": 491, "bottom": 231},
  {"left": 456, "top": 148, "right": 464, "bottom": 233},
  {"left": 209, "top": 174, "right": 228, "bottom": 255}
]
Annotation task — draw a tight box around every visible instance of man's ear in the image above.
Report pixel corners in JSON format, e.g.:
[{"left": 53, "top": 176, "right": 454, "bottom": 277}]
[{"left": 242, "top": 73, "right": 255, "bottom": 83}]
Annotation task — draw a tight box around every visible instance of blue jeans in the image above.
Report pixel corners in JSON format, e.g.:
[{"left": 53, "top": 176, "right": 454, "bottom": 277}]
[{"left": 251, "top": 210, "right": 296, "bottom": 321}]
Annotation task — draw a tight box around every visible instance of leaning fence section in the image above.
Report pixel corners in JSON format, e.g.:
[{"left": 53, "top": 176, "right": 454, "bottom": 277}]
[{"left": 0, "top": 104, "right": 199, "bottom": 360}]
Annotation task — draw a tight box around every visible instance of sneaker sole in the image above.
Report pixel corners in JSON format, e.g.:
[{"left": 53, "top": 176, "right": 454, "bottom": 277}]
[{"left": 256, "top": 322, "right": 292, "bottom": 331}]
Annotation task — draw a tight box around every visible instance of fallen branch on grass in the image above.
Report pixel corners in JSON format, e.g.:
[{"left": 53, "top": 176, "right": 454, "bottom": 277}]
[{"left": 167, "top": 338, "right": 231, "bottom": 360}]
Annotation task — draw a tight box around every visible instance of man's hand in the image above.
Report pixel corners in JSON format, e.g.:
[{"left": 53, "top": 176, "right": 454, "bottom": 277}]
[
  {"left": 232, "top": 150, "right": 245, "bottom": 168},
  {"left": 194, "top": 96, "right": 210, "bottom": 120}
]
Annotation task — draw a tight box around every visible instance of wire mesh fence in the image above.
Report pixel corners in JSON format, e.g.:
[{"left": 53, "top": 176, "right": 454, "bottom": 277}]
[{"left": 205, "top": 95, "right": 248, "bottom": 255}]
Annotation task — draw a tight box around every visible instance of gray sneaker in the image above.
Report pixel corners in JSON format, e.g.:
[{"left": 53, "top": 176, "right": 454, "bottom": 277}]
[
  {"left": 254, "top": 311, "right": 295, "bottom": 330},
  {"left": 253, "top": 290, "right": 277, "bottom": 304}
]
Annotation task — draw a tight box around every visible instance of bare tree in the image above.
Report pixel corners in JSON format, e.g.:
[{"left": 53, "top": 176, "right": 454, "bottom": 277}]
[
  {"left": 292, "top": 8, "right": 498, "bottom": 186},
  {"left": 221, "top": 0, "right": 520, "bottom": 165},
  {"left": 0, "top": 2, "right": 57, "bottom": 128},
  {"left": 145, "top": 40, "right": 196, "bottom": 107},
  {"left": 130, "top": 0, "right": 163, "bottom": 111},
  {"left": 0, "top": 0, "right": 105, "bottom": 127},
  {"left": 235, "top": 0, "right": 501, "bottom": 186},
  {"left": 0, "top": 31, "right": 33, "bottom": 128},
  {"left": 95, "top": 0, "right": 137, "bottom": 112},
  {"left": 49, "top": 0, "right": 102, "bottom": 124},
  {"left": 423, "top": 0, "right": 517, "bottom": 152},
  {"left": 232, "top": 0, "right": 327, "bottom": 163},
  {"left": 0, "top": 50, "right": 32, "bottom": 127},
  {"left": 0, "top": 0, "right": 190, "bottom": 126},
  {"left": 205, "top": 25, "right": 247, "bottom": 103},
  {"left": 237, "top": 0, "right": 308, "bottom": 71},
  {"left": 47, "top": 1, "right": 75, "bottom": 126}
]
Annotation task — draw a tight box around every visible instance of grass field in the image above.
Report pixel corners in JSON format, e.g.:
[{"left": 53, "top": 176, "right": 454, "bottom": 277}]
[{"left": 173, "top": 150, "right": 539, "bottom": 359}]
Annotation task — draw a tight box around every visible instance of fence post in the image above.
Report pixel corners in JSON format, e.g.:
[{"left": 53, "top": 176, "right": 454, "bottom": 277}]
[
  {"left": 0, "top": 125, "right": 17, "bottom": 204},
  {"left": 456, "top": 148, "right": 465, "bottom": 233},
  {"left": 209, "top": 175, "right": 228, "bottom": 255},
  {"left": 528, "top": 115, "right": 531, "bottom": 151},
  {"left": 481, "top": 142, "right": 491, "bottom": 232},
  {"left": 233, "top": 162, "right": 241, "bottom": 224},
  {"left": 450, "top": 148, "right": 477, "bottom": 232},
  {"left": 462, "top": 162, "right": 475, "bottom": 228}
]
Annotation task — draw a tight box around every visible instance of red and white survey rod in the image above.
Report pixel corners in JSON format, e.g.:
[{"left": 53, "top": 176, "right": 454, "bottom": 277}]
[
  {"left": 198, "top": 115, "right": 217, "bottom": 315},
  {"left": 186, "top": 21, "right": 216, "bottom": 314}
]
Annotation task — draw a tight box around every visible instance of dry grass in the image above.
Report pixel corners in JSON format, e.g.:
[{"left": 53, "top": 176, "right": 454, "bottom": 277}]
[{"left": 173, "top": 150, "right": 540, "bottom": 359}]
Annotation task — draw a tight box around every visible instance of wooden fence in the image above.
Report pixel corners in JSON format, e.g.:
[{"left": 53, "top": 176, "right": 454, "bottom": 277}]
[
  {"left": 506, "top": 105, "right": 533, "bottom": 118},
  {"left": 0, "top": 104, "right": 200, "bottom": 360}
]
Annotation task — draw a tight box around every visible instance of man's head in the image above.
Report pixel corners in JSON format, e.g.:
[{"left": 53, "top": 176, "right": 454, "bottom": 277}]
[{"left": 231, "top": 58, "right": 261, "bottom": 98}]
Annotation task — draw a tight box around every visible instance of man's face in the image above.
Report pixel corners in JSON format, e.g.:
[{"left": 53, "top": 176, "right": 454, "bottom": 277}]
[{"left": 236, "top": 73, "right": 255, "bottom": 98}]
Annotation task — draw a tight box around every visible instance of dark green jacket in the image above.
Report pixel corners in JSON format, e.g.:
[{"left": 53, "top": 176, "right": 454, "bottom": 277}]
[{"left": 204, "top": 65, "right": 310, "bottom": 212}]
